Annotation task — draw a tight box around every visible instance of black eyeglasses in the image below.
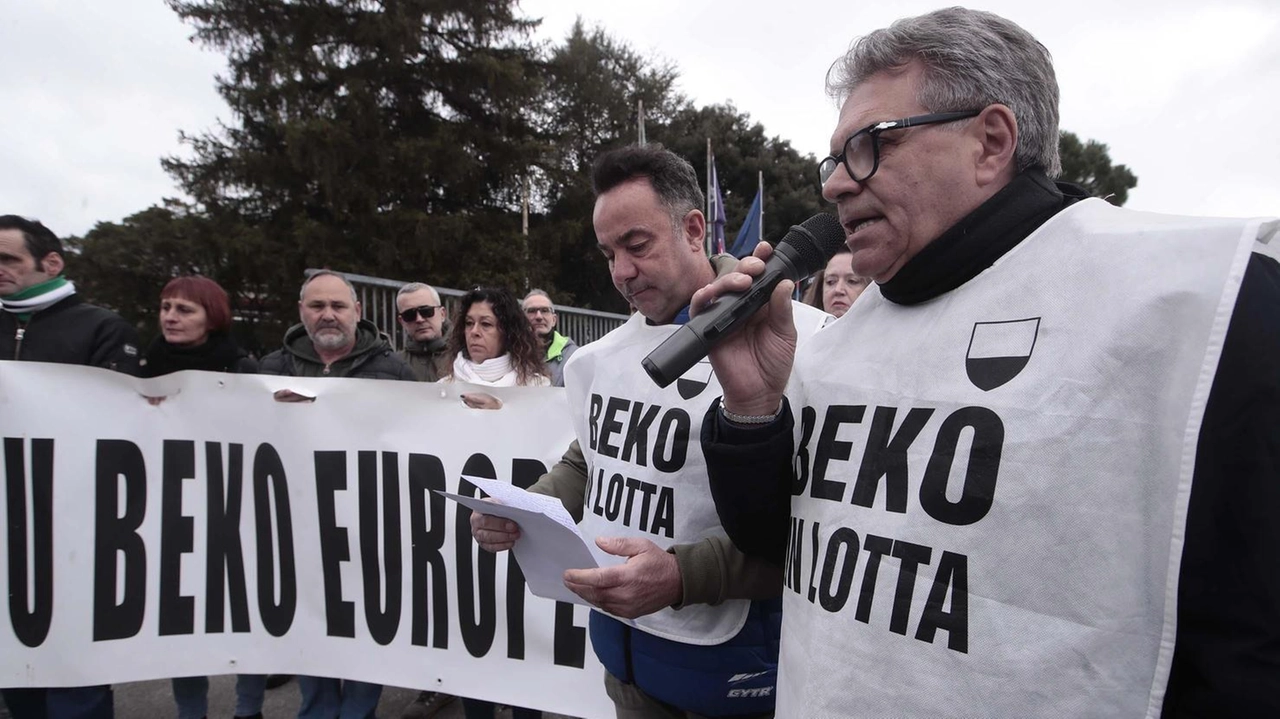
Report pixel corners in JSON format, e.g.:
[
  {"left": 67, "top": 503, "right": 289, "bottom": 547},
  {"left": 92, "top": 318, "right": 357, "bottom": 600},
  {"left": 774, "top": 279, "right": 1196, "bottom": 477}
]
[
  {"left": 399, "top": 305, "right": 442, "bottom": 322},
  {"left": 818, "top": 110, "right": 983, "bottom": 184}
]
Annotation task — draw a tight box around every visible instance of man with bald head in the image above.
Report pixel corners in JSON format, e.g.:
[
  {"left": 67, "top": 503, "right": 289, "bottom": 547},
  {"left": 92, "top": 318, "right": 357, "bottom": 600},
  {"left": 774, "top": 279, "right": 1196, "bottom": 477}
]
[
  {"left": 260, "top": 270, "right": 414, "bottom": 380},
  {"left": 699, "top": 7, "right": 1280, "bottom": 716},
  {"left": 258, "top": 269, "right": 413, "bottom": 718}
]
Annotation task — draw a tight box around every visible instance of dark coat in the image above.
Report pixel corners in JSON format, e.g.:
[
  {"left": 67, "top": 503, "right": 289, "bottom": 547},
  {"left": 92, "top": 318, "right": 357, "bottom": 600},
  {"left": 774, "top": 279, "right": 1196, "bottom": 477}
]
[{"left": 259, "top": 319, "right": 414, "bottom": 380}]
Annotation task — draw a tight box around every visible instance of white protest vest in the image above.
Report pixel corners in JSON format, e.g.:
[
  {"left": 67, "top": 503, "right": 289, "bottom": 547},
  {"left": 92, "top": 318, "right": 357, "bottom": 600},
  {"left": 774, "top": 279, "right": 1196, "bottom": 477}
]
[
  {"left": 777, "top": 200, "right": 1271, "bottom": 717},
  {"left": 570, "top": 303, "right": 830, "bottom": 645}
]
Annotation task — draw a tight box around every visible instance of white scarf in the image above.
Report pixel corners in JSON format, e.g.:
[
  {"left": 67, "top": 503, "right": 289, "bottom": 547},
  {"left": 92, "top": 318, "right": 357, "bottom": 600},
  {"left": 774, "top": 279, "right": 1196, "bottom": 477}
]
[
  {"left": 450, "top": 352, "right": 519, "bottom": 386},
  {"left": 1, "top": 280, "right": 77, "bottom": 314}
]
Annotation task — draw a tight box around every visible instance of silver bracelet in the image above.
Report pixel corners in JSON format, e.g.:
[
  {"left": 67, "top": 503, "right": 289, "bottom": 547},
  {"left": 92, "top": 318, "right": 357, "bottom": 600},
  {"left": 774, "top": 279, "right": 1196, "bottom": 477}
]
[{"left": 720, "top": 400, "right": 783, "bottom": 425}]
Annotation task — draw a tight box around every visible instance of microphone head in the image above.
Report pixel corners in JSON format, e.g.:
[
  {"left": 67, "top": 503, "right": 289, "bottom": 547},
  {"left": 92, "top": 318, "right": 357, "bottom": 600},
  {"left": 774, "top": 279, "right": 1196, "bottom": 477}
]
[{"left": 777, "top": 213, "right": 847, "bottom": 277}]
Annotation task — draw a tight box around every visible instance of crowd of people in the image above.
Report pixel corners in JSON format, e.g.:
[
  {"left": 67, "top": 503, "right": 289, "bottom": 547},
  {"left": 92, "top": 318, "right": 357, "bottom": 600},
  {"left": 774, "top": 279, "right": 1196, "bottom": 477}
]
[
  {"left": 0, "top": 216, "right": 582, "bottom": 719},
  {"left": 5, "top": 5, "right": 1279, "bottom": 719}
]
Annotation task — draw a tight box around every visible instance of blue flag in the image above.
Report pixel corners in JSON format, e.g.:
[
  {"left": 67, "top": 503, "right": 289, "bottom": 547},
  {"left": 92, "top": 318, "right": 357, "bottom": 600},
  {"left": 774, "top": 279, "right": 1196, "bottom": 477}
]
[
  {"left": 730, "top": 188, "right": 763, "bottom": 258},
  {"left": 709, "top": 161, "right": 727, "bottom": 254}
]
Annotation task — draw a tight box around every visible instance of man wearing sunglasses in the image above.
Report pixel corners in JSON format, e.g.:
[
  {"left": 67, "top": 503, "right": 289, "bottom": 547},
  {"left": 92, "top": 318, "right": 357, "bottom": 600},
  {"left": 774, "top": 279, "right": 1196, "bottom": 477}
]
[
  {"left": 395, "top": 282, "right": 450, "bottom": 382},
  {"left": 697, "top": 6, "right": 1280, "bottom": 717}
]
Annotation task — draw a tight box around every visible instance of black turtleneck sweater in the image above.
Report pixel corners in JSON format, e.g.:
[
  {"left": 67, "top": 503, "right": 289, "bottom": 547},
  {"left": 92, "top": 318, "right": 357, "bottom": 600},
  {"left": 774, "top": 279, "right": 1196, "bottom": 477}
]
[{"left": 702, "top": 170, "right": 1280, "bottom": 715}]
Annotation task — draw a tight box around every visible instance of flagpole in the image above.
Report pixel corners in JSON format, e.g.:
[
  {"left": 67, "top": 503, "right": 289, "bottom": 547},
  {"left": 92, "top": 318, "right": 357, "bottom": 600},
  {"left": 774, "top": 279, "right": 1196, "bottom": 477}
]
[
  {"left": 705, "top": 139, "right": 713, "bottom": 256},
  {"left": 637, "top": 99, "right": 646, "bottom": 146}
]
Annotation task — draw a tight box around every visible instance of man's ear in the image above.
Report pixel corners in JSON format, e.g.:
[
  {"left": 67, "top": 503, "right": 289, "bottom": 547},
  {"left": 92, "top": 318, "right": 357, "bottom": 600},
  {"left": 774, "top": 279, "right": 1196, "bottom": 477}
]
[
  {"left": 683, "top": 210, "right": 706, "bottom": 253},
  {"left": 39, "top": 251, "right": 64, "bottom": 276},
  {"left": 971, "top": 104, "right": 1019, "bottom": 187}
]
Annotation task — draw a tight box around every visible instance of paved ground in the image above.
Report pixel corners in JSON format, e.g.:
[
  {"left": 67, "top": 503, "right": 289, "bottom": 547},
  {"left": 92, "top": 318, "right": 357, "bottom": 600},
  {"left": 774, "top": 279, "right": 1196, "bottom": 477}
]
[{"left": 2, "top": 678, "right": 576, "bottom": 718}]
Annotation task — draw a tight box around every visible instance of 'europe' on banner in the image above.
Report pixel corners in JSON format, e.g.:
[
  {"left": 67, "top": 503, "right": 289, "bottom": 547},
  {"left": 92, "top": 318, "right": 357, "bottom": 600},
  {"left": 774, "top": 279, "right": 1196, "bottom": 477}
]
[{"left": 0, "top": 361, "right": 613, "bottom": 718}]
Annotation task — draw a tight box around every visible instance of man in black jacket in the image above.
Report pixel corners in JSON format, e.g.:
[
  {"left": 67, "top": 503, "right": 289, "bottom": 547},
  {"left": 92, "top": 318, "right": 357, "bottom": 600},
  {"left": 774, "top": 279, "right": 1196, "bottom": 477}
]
[
  {"left": 695, "top": 7, "right": 1279, "bottom": 717},
  {"left": 0, "top": 215, "right": 136, "bottom": 718}
]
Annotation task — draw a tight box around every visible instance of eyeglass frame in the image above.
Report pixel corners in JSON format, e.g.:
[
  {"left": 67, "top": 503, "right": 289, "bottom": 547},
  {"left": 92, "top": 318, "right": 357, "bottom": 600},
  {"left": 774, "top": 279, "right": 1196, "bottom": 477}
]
[
  {"left": 818, "top": 110, "right": 984, "bottom": 185},
  {"left": 398, "top": 305, "right": 443, "bottom": 322},
  {"left": 524, "top": 306, "right": 556, "bottom": 316}
]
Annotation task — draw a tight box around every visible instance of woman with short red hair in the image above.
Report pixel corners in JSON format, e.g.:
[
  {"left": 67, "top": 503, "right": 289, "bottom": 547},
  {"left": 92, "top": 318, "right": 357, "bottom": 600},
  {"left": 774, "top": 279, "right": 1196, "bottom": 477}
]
[{"left": 141, "top": 276, "right": 257, "bottom": 377}]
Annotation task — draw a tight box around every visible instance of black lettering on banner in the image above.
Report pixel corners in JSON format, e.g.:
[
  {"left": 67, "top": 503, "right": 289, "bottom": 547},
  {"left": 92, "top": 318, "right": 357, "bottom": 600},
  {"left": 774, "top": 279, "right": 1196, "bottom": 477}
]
[
  {"left": 852, "top": 407, "right": 935, "bottom": 513},
  {"left": 457, "top": 454, "right": 497, "bottom": 658},
  {"left": 818, "top": 527, "right": 859, "bottom": 612},
  {"left": 652, "top": 409, "right": 689, "bottom": 473},
  {"left": 553, "top": 602, "right": 586, "bottom": 668},
  {"left": 4, "top": 437, "right": 53, "bottom": 647},
  {"left": 807, "top": 520, "right": 821, "bottom": 603},
  {"left": 590, "top": 468, "right": 606, "bottom": 517},
  {"left": 253, "top": 444, "right": 296, "bottom": 637},
  {"left": 588, "top": 394, "right": 603, "bottom": 451},
  {"left": 636, "top": 482, "right": 658, "bottom": 533},
  {"left": 620, "top": 402, "right": 660, "bottom": 467},
  {"left": 314, "top": 451, "right": 355, "bottom": 638},
  {"left": 888, "top": 540, "right": 933, "bottom": 636},
  {"left": 599, "top": 397, "right": 628, "bottom": 459},
  {"left": 855, "top": 534, "right": 894, "bottom": 623},
  {"left": 205, "top": 442, "right": 250, "bottom": 634},
  {"left": 604, "top": 473, "right": 623, "bottom": 521},
  {"left": 811, "top": 405, "right": 866, "bottom": 501},
  {"left": 916, "top": 551, "right": 969, "bottom": 653},
  {"left": 92, "top": 439, "right": 147, "bottom": 641},
  {"left": 505, "top": 459, "right": 550, "bottom": 659},
  {"left": 791, "top": 519, "right": 970, "bottom": 653},
  {"left": 159, "top": 440, "right": 197, "bottom": 636},
  {"left": 920, "top": 407, "right": 1003, "bottom": 526},
  {"left": 358, "top": 451, "right": 402, "bottom": 646},
  {"left": 651, "top": 486, "right": 675, "bottom": 539},
  {"left": 408, "top": 453, "right": 449, "bottom": 649},
  {"left": 792, "top": 406, "right": 817, "bottom": 495},
  {"left": 622, "top": 478, "right": 642, "bottom": 526}
]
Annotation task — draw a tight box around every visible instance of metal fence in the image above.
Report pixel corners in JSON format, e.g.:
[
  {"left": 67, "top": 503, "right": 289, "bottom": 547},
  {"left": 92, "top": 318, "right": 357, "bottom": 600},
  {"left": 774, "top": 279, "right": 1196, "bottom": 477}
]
[{"left": 306, "top": 269, "right": 629, "bottom": 349}]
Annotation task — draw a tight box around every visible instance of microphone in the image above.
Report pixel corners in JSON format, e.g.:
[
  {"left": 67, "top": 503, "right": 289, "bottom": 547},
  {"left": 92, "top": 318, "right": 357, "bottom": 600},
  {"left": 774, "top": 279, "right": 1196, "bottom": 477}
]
[{"left": 641, "top": 213, "right": 847, "bottom": 388}]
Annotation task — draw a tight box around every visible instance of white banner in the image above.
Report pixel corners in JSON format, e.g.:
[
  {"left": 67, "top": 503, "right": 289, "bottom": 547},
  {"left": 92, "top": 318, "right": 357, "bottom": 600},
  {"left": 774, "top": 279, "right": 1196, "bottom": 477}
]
[{"left": 0, "top": 361, "right": 612, "bottom": 718}]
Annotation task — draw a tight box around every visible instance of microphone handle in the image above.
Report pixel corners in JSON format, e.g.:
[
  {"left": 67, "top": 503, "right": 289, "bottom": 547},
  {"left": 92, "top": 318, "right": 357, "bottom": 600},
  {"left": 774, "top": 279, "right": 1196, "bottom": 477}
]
[{"left": 641, "top": 259, "right": 795, "bottom": 388}]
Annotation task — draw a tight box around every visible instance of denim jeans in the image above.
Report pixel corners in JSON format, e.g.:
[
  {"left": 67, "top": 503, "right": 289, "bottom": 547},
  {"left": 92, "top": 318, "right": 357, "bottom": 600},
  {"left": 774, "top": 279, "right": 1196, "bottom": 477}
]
[
  {"left": 1, "top": 686, "right": 114, "bottom": 719},
  {"left": 296, "top": 676, "right": 382, "bottom": 719},
  {"left": 171, "top": 675, "right": 268, "bottom": 719}
]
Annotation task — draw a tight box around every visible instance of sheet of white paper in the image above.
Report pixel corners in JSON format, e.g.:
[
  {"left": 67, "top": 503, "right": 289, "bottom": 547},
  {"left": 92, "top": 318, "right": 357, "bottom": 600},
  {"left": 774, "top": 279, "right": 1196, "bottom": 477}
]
[
  {"left": 440, "top": 490, "right": 605, "bottom": 606},
  {"left": 462, "top": 475, "right": 580, "bottom": 534}
]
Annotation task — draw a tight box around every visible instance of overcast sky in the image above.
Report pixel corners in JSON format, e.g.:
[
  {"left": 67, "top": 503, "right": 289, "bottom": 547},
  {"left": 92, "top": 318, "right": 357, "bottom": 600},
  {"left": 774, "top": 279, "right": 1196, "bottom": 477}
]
[{"left": 3, "top": 0, "right": 1276, "bottom": 237}]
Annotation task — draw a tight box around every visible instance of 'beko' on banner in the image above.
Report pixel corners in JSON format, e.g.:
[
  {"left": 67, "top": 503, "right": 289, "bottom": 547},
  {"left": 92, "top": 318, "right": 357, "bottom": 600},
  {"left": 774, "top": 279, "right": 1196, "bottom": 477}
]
[{"left": 0, "top": 361, "right": 612, "bottom": 718}]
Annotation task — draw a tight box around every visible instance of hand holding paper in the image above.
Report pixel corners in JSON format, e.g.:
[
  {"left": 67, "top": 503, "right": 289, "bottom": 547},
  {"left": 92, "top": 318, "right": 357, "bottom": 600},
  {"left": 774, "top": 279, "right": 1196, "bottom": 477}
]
[{"left": 444, "top": 475, "right": 622, "bottom": 606}]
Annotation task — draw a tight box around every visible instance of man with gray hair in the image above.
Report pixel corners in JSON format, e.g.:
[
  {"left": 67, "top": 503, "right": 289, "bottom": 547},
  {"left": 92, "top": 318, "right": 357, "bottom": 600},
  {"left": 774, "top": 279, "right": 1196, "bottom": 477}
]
[
  {"left": 699, "top": 7, "right": 1280, "bottom": 716},
  {"left": 395, "top": 281, "right": 450, "bottom": 382},
  {"left": 520, "top": 289, "right": 578, "bottom": 387}
]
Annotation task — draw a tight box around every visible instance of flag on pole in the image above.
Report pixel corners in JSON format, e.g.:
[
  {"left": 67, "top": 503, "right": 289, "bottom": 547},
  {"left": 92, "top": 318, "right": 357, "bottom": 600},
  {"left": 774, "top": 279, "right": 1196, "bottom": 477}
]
[
  {"left": 730, "top": 185, "right": 763, "bottom": 258},
  {"left": 709, "top": 160, "right": 727, "bottom": 254}
]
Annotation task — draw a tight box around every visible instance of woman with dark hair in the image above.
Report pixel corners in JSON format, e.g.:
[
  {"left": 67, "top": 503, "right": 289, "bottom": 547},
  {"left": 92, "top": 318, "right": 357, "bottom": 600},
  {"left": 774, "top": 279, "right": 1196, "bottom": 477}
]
[
  {"left": 443, "top": 287, "right": 549, "bottom": 404},
  {"left": 141, "top": 276, "right": 264, "bottom": 719},
  {"left": 802, "top": 247, "right": 870, "bottom": 319},
  {"left": 140, "top": 276, "right": 257, "bottom": 377},
  {"left": 443, "top": 288, "right": 545, "bottom": 719}
]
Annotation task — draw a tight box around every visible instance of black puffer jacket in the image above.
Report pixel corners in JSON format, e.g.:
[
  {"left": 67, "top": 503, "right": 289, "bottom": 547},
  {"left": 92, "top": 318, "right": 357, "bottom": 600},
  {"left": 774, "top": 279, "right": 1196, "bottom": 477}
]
[
  {"left": 0, "top": 294, "right": 140, "bottom": 375},
  {"left": 259, "top": 319, "right": 414, "bottom": 380}
]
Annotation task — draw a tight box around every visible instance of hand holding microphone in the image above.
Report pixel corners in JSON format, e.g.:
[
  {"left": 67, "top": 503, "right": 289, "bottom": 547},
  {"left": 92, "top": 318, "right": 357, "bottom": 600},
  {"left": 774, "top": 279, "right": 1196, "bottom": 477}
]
[{"left": 642, "top": 214, "right": 846, "bottom": 406}]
